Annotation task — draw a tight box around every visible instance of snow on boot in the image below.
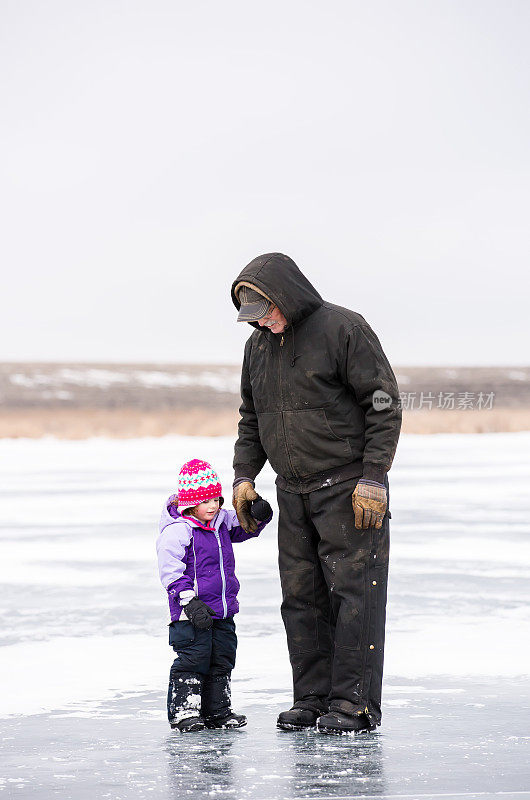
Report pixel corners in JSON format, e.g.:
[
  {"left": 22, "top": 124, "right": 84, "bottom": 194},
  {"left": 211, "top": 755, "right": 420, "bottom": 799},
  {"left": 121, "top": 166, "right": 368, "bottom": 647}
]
[
  {"left": 205, "top": 712, "right": 247, "bottom": 729},
  {"left": 167, "top": 670, "right": 203, "bottom": 729},
  {"left": 277, "top": 706, "right": 320, "bottom": 731},
  {"left": 201, "top": 674, "right": 246, "bottom": 729},
  {"left": 317, "top": 710, "right": 376, "bottom": 735},
  {"left": 201, "top": 674, "right": 231, "bottom": 722},
  {"left": 171, "top": 716, "right": 206, "bottom": 733}
]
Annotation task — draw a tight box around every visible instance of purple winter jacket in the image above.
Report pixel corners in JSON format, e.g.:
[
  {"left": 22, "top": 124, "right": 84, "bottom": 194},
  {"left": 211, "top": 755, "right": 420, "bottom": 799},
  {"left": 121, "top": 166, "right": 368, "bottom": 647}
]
[{"left": 157, "top": 495, "right": 272, "bottom": 621}]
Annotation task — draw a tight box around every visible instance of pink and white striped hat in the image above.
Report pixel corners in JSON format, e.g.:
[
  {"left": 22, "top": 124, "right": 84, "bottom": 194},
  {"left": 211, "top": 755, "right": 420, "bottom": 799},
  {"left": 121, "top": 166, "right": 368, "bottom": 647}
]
[{"left": 177, "top": 459, "right": 223, "bottom": 508}]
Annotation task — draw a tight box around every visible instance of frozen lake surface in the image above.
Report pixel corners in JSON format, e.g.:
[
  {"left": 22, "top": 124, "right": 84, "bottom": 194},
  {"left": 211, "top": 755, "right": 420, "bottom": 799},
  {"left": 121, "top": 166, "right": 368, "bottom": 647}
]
[{"left": 1, "top": 432, "right": 529, "bottom": 799}]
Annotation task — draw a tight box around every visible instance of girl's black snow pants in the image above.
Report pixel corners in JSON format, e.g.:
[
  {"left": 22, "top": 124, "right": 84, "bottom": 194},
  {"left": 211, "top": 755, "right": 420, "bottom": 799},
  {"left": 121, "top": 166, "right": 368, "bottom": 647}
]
[
  {"left": 167, "top": 618, "right": 237, "bottom": 724},
  {"left": 277, "top": 474, "right": 390, "bottom": 727}
]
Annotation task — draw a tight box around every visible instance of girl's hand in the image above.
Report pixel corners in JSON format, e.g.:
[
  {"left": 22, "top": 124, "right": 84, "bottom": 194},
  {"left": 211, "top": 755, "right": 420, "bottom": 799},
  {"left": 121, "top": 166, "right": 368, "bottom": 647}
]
[
  {"left": 184, "top": 598, "right": 216, "bottom": 629},
  {"left": 250, "top": 496, "right": 272, "bottom": 522}
]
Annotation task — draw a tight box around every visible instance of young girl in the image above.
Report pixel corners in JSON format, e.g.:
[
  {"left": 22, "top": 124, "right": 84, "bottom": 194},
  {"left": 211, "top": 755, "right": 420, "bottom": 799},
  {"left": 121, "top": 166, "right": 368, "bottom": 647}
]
[{"left": 156, "top": 459, "right": 272, "bottom": 732}]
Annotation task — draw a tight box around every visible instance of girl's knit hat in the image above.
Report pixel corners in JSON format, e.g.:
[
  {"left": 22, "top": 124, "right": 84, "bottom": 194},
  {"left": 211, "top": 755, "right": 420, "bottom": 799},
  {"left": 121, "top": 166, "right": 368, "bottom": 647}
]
[{"left": 177, "top": 459, "right": 223, "bottom": 508}]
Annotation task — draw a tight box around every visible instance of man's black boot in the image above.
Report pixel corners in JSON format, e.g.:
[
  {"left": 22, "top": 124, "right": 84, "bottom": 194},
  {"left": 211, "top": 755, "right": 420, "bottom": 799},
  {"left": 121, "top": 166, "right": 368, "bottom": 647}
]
[
  {"left": 317, "top": 710, "right": 376, "bottom": 735},
  {"left": 277, "top": 703, "right": 323, "bottom": 731}
]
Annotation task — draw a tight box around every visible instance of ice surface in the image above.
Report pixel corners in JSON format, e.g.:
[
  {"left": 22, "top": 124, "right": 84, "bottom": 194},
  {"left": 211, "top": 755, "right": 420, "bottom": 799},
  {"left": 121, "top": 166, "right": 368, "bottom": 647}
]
[{"left": 0, "top": 432, "right": 529, "bottom": 798}]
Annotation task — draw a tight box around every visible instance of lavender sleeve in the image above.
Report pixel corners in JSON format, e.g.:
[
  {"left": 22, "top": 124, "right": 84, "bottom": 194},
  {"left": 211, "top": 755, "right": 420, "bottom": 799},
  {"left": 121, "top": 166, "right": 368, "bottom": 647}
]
[{"left": 156, "top": 522, "right": 194, "bottom": 593}]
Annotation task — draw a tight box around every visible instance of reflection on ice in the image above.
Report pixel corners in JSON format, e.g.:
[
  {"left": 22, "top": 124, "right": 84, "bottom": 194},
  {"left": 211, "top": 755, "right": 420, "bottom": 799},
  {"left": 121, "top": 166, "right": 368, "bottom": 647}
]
[{"left": 164, "top": 721, "right": 386, "bottom": 799}]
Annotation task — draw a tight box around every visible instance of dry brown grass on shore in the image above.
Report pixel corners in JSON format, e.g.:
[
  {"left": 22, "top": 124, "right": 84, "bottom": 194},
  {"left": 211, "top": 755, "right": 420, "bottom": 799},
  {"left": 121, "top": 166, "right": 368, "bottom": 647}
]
[
  {"left": 401, "top": 408, "right": 530, "bottom": 434},
  {"left": 0, "top": 407, "right": 529, "bottom": 439},
  {"left": 0, "top": 408, "right": 240, "bottom": 439}
]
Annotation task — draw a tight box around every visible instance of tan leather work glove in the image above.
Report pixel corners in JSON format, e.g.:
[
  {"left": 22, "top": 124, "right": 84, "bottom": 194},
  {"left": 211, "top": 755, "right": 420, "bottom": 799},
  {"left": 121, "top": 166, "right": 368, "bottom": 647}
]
[
  {"left": 232, "top": 481, "right": 259, "bottom": 533},
  {"left": 352, "top": 480, "right": 387, "bottom": 530}
]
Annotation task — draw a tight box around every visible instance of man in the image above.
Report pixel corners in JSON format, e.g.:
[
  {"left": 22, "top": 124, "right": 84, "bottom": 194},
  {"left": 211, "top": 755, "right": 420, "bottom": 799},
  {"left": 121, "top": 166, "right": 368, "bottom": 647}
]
[{"left": 231, "top": 253, "right": 401, "bottom": 734}]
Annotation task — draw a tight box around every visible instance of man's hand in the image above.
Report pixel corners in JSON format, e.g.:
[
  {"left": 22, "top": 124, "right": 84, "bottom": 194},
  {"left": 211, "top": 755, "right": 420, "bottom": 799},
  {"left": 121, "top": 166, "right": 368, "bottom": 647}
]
[
  {"left": 352, "top": 480, "right": 387, "bottom": 530},
  {"left": 232, "top": 481, "right": 259, "bottom": 532},
  {"left": 184, "top": 598, "right": 216, "bottom": 630}
]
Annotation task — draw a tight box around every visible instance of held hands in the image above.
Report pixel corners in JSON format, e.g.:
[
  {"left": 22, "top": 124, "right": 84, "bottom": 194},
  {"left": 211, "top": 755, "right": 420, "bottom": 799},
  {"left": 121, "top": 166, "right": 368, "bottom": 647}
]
[
  {"left": 183, "top": 597, "right": 216, "bottom": 630},
  {"left": 250, "top": 496, "right": 273, "bottom": 522},
  {"left": 352, "top": 479, "right": 388, "bottom": 530},
  {"left": 232, "top": 481, "right": 259, "bottom": 532},
  {"left": 233, "top": 481, "right": 272, "bottom": 532}
]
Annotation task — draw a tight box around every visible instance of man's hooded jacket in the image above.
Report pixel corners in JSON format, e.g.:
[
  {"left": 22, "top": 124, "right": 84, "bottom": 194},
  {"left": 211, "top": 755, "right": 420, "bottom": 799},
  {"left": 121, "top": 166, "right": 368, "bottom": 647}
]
[{"left": 231, "top": 253, "right": 401, "bottom": 493}]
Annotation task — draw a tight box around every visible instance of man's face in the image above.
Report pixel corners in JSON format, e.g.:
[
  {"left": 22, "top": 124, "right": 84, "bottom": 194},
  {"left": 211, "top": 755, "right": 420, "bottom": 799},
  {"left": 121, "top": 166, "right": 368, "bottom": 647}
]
[{"left": 257, "top": 304, "right": 288, "bottom": 334}]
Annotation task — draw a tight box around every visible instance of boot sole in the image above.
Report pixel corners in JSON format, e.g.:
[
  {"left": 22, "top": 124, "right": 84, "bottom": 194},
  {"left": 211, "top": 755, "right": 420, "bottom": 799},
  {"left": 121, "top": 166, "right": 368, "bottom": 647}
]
[
  {"left": 317, "top": 725, "right": 350, "bottom": 735},
  {"left": 206, "top": 720, "right": 247, "bottom": 729},
  {"left": 277, "top": 721, "right": 316, "bottom": 731},
  {"left": 172, "top": 723, "right": 206, "bottom": 733},
  {"left": 317, "top": 724, "right": 375, "bottom": 735}
]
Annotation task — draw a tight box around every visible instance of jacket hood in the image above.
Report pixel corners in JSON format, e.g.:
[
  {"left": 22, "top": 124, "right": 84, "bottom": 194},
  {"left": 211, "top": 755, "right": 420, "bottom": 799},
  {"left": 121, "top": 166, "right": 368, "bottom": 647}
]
[
  {"left": 231, "top": 253, "right": 323, "bottom": 328},
  {"left": 159, "top": 496, "right": 185, "bottom": 536}
]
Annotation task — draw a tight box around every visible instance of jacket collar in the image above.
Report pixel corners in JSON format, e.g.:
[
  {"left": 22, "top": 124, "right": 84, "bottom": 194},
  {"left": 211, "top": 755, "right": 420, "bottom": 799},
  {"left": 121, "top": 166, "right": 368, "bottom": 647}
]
[{"left": 180, "top": 512, "right": 220, "bottom": 532}]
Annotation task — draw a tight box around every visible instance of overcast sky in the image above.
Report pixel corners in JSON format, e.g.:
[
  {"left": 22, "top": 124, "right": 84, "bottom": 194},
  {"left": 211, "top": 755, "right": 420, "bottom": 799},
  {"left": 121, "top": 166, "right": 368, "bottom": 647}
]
[{"left": 1, "top": 0, "right": 528, "bottom": 365}]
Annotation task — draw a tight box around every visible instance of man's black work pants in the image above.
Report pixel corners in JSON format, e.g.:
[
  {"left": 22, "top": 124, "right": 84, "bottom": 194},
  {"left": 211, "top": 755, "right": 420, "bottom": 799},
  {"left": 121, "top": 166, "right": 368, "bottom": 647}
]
[{"left": 277, "top": 475, "right": 390, "bottom": 726}]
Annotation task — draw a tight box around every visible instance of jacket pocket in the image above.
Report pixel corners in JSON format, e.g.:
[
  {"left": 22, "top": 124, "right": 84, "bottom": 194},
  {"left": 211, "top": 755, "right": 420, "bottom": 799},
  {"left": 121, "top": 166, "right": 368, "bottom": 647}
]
[
  {"left": 283, "top": 408, "right": 353, "bottom": 478},
  {"left": 257, "top": 412, "right": 293, "bottom": 477}
]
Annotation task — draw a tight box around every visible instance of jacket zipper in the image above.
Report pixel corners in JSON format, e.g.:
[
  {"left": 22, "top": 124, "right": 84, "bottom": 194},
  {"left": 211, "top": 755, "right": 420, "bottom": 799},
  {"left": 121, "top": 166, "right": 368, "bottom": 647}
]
[
  {"left": 214, "top": 529, "right": 228, "bottom": 618},
  {"left": 192, "top": 538, "right": 199, "bottom": 596},
  {"left": 277, "top": 330, "right": 297, "bottom": 479}
]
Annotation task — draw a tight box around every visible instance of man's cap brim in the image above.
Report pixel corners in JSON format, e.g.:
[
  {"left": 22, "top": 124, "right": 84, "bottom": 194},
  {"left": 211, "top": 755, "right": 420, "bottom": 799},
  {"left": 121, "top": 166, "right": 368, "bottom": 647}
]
[{"left": 237, "top": 298, "right": 270, "bottom": 322}]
